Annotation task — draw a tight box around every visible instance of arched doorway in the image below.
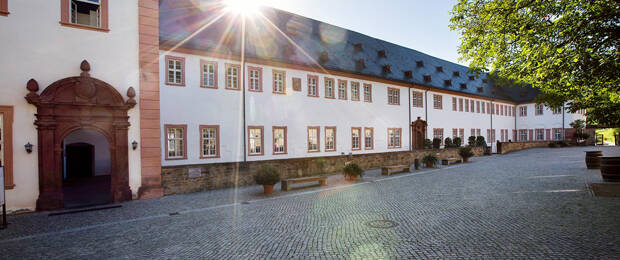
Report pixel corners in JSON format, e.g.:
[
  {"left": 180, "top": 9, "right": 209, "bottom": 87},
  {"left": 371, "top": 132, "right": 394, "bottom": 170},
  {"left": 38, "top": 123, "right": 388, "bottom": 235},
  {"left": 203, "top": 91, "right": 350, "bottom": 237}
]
[
  {"left": 62, "top": 129, "right": 111, "bottom": 208},
  {"left": 25, "top": 60, "right": 137, "bottom": 211},
  {"left": 411, "top": 117, "right": 427, "bottom": 149}
]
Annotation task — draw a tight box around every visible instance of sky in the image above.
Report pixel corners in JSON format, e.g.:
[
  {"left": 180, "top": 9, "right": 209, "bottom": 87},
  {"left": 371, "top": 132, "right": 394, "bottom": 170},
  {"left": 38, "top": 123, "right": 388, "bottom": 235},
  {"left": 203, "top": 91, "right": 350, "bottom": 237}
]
[{"left": 255, "top": 0, "right": 466, "bottom": 66}]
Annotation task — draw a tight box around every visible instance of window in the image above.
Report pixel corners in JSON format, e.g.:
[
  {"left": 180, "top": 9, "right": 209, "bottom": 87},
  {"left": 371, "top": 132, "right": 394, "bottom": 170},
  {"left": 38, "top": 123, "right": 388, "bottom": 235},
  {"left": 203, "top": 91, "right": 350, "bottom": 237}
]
[
  {"left": 500, "top": 129, "right": 505, "bottom": 142},
  {"left": 273, "top": 126, "right": 287, "bottom": 155},
  {"left": 325, "top": 127, "right": 336, "bottom": 152},
  {"left": 433, "top": 95, "right": 443, "bottom": 109},
  {"left": 165, "top": 124, "right": 187, "bottom": 160},
  {"left": 307, "top": 75, "right": 319, "bottom": 97},
  {"left": 0, "top": 106, "right": 14, "bottom": 189},
  {"left": 61, "top": 0, "right": 109, "bottom": 31},
  {"left": 459, "top": 128, "right": 464, "bottom": 140},
  {"left": 496, "top": 104, "right": 499, "bottom": 115},
  {"left": 452, "top": 128, "right": 458, "bottom": 139},
  {"left": 248, "top": 66, "right": 262, "bottom": 92},
  {"left": 337, "top": 80, "right": 347, "bottom": 100},
  {"left": 248, "top": 126, "right": 264, "bottom": 156},
  {"left": 553, "top": 128, "right": 563, "bottom": 140},
  {"left": 471, "top": 101, "right": 475, "bottom": 113},
  {"left": 273, "top": 70, "right": 286, "bottom": 94},
  {"left": 226, "top": 64, "right": 240, "bottom": 90},
  {"left": 476, "top": 101, "right": 480, "bottom": 113},
  {"left": 490, "top": 129, "right": 496, "bottom": 143},
  {"left": 388, "top": 128, "right": 402, "bottom": 148},
  {"left": 433, "top": 128, "right": 444, "bottom": 145},
  {"left": 351, "top": 82, "right": 360, "bottom": 101},
  {"left": 413, "top": 91, "right": 423, "bottom": 108},
  {"left": 546, "top": 129, "right": 551, "bottom": 140},
  {"left": 465, "top": 99, "right": 469, "bottom": 112},
  {"left": 200, "top": 125, "right": 219, "bottom": 158},
  {"left": 459, "top": 98, "right": 463, "bottom": 111},
  {"left": 201, "top": 60, "right": 217, "bottom": 89},
  {"left": 482, "top": 102, "right": 486, "bottom": 113},
  {"left": 452, "top": 97, "right": 457, "bottom": 111},
  {"left": 535, "top": 129, "right": 544, "bottom": 141},
  {"left": 308, "top": 126, "right": 320, "bottom": 152},
  {"left": 471, "top": 129, "right": 476, "bottom": 137},
  {"left": 519, "top": 106, "right": 527, "bottom": 117},
  {"left": 364, "top": 127, "right": 374, "bottom": 150},
  {"left": 363, "top": 84, "right": 372, "bottom": 102},
  {"left": 351, "top": 127, "right": 361, "bottom": 150},
  {"left": 0, "top": 0, "right": 8, "bottom": 16},
  {"left": 476, "top": 129, "right": 481, "bottom": 137},
  {"left": 165, "top": 56, "right": 185, "bottom": 86},
  {"left": 387, "top": 88, "right": 400, "bottom": 105},
  {"left": 325, "top": 78, "right": 335, "bottom": 98},
  {"left": 487, "top": 102, "right": 491, "bottom": 114},
  {"left": 519, "top": 129, "right": 528, "bottom": 141},
  {"left": 552, "top": 107, "right": 562, "bottom": 114}
]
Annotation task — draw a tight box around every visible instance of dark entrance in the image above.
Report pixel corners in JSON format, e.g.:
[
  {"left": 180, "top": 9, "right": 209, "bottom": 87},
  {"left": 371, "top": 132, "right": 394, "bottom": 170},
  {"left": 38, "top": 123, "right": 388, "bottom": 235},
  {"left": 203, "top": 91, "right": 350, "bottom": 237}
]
[
  {"left": 65, "top": 143, "right": 94, "bottom": 179},
  {"left": 411, "top": 117, "right": 428, "bottom": 149}
]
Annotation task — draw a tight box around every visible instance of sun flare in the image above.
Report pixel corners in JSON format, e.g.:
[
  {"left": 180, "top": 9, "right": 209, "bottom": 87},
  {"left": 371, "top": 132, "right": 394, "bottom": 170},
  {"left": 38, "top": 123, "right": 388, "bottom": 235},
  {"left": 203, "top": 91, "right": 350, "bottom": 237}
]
[{"left": 224, "top": 0, "right": 262, "bottom": 15}]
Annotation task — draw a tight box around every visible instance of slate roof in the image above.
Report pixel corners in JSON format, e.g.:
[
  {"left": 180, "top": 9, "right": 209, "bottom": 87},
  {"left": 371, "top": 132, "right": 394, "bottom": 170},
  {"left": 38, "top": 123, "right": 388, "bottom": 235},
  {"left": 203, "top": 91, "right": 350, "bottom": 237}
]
[{"left": 159, "top": 0, "right": 539, "bottom": 103}]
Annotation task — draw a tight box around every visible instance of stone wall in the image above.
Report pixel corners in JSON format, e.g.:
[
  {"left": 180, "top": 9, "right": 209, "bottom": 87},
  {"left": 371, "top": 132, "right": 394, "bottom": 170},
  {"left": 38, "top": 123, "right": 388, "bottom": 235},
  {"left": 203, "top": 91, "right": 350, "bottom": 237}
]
[
  {"left": 498, "top": 141, "right": 552, "bottom": 155},
  {"left": 161, "top": 147, "right": 484, "bottom": 195}
]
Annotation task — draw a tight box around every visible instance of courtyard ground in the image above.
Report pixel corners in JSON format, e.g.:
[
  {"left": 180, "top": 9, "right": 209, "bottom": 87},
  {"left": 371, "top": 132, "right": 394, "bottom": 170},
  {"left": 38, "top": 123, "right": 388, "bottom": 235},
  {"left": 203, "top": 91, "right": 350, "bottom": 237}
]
[{"left": 1, "top": 146, "right": 619, "bottom": 259}]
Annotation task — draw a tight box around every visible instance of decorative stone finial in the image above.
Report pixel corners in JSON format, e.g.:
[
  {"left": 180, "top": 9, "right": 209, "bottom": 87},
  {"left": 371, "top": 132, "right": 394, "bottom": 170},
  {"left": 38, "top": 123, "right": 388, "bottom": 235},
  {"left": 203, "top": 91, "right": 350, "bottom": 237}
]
[
  {"left": 27, "top": 79, "right": 39, "bottom": 93},
  {"left": 126, "top": 87, "right": 137, "bottom": 108},
  {"left": 80, "top": 60, "right": 91, "bottom": 78}
]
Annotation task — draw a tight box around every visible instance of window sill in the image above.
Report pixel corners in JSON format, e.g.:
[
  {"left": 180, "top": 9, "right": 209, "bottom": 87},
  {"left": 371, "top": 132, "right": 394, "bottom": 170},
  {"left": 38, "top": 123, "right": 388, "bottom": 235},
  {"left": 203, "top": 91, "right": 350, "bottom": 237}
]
[
  {"left": 60, "top": 21, "right": 109, "bottom": 32},
  {"left": 0, "top": 11, "right": 9, "bottom": 17},
  {"left": 4, "top": 184, "right": 15, "bottom": 190}
]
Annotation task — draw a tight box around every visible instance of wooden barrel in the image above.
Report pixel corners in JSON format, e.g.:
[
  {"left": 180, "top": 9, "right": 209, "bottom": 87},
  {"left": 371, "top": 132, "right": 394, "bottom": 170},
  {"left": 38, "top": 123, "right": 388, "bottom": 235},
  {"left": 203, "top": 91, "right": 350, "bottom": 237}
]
[
  {"left": 600, "top": 156, "right": 620, "bottom": 182},
  {"left": 585, "top": 151, "right": 603, "bottom": 169}
]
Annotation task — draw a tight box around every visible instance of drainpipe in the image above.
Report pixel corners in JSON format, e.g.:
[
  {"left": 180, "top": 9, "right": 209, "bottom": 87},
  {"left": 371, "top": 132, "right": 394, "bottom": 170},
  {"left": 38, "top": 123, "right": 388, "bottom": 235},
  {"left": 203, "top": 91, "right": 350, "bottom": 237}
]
[
  {"left": 490, "top": 100, "right": 494, "bottom": 149},
  {"left": 424, "top": 89, "right": 429, "bottom": 140},
  {"left": 241, "top": 17, "right": 247, "bottom": 163},
  {"left": 514, "top": 104, "right": 517, "bottom": 141},
  {"left": 562, "top": 102, "right": 565, "bottom": 141},
  {"left": 408, "top": 88, "right": 412, "bottom": 151}
]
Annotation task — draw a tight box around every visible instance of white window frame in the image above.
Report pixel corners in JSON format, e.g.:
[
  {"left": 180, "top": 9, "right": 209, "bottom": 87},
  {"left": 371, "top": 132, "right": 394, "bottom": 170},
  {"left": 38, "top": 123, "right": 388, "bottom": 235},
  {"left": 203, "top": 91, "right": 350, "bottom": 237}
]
[
  {"left": 248, "top": 127, "right": 263, "bottom": 155},
  {"left": 249, "top": 68, "right": 261, "bottom": 91},
  {"left": 70, "top": 0, "right": 101, "bottom": 27},
  {"left": 167, "top": 59, "right": 183, "bottom": 85},
  {"left": 351, "top": 128, "right": 361, "bottom": 150},
  {"left": 201, "top": 126, "right": 218, "bottom": 158}
]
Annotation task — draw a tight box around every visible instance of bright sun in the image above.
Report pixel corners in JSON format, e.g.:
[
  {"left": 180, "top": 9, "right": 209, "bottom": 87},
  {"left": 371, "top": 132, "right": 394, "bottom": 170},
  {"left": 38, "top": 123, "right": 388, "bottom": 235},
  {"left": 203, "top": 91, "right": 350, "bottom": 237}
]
[{"left": 224, "top": 0, "right": 262, "bottom": 15}]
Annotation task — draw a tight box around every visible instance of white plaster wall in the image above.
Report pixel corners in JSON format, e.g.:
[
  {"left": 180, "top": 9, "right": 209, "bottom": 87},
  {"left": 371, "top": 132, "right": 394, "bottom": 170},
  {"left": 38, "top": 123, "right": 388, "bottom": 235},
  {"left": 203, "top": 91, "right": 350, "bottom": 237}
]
[
  {"left": 515, "top": 103, "right": 586, "bottom": 140},
  {"left": 160, "top": 51, "right": 411, "bottom": 166},
  {"left": 0, "top": 0, "right": 141, "bottom": 210}
]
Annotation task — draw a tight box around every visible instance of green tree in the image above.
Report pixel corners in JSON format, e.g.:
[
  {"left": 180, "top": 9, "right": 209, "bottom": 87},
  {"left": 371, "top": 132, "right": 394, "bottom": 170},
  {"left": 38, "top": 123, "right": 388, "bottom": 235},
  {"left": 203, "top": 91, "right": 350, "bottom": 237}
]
[{"left": 450, "top": 0, "right": 620, "bottom": 126}]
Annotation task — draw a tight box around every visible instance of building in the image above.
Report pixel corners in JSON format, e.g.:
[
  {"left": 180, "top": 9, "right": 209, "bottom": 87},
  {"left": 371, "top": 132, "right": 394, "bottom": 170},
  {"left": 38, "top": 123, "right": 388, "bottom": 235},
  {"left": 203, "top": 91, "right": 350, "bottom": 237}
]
[{"left": 0, "top": 0, "right": 585, "bottom": 211}]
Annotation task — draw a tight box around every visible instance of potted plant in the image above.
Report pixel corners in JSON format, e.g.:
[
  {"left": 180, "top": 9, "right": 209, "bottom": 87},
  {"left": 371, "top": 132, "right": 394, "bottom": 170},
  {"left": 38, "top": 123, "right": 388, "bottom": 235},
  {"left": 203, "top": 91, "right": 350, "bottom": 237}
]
[
  {"left": 254, "top": 167, "right": 280, "bottom": 195},
  {"left": 468, "top": 136, "right": 477, "bottom": 146},
  {"left": 424, "top": 139, "right": 432, "bottom": 149},
  {"left": 453, "top": 137, "right": 462, "bottom": 147},
  {"left": 343, "top": 162, "right": 363, "bottom": 181},
  {"left": 422, "top": 154, "right": 438, "bottom": 168},
  {"left": 432, "top": 138, "right": 441, "bottom": 149},
  {"left": 458, "top": 146, "right": 474, "bottom": 162},
  {"left": 548, "top": 142, "right": 559, "bottom": 148},
  {"left": 444, "top": 137, "right": 453, "bottom": 148},
  {"left": 475, "top": 136, "right": 486, "bottom": 147},
  {"left": 558, "top": 141, "right": 568, "bottom": 147}
]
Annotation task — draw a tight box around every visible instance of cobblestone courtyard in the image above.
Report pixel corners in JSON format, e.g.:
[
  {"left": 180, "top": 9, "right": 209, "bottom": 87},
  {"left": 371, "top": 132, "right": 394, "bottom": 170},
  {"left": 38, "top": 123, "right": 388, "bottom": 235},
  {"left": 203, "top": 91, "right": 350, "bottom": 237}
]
[{"left": 1, "top": 147, "right": 620, "bottom": 259}]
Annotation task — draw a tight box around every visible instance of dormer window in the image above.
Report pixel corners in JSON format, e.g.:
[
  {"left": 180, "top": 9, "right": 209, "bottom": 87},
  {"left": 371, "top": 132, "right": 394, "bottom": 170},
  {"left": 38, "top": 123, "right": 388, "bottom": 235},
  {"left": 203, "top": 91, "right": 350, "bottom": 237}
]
[
  {"left": 423, "top": 75, "right": 431, "bottom": 82},
  {"left": 378, "top": 50, "right": 387, "bottom": 58},
  {"left": 61, "top": 0, "right": 109, "bottom": 31},
  {"left": 416, "top": 61, "right": 424, "bottom": 67},
  {"left": 482, "top": 78, "right": 488, "bottom": 83},
  {"left": 469, "top": 76, "right": 475, "bottom": 80},
  {"left": 453, "top": 71, "right": 460, "bottom": 77},
  {"left": 444, "top": 80, "right": 451, "bottom": 86},
  {"left": 436, "top": 66, "right": 443, "bottom": 72},
  {"left": 354, "top": 43, "right": 363, "bottom": 52},
  {"left": 382, "top": 65, "right": 391, "bottom": 73},
  {"left": 404, "top": 71, "right": 413, "bottom": 79}
]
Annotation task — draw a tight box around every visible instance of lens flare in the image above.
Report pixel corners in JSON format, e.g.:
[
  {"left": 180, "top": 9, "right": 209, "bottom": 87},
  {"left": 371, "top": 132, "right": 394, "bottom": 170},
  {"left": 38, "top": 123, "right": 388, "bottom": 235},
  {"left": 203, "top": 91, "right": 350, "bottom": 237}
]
[{"left": 224, "top": 0, "right": 261, "bottom": 15}]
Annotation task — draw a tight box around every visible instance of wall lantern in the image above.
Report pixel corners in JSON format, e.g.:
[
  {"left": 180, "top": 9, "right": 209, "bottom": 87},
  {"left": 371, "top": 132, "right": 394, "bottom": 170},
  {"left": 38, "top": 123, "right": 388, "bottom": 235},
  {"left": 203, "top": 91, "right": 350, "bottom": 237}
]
[
  {"left": 24, "top": 142, "right": 33, "bottom": 154},
  {"left": 132, "top": 141, "right": 138, "bottom": 150}
]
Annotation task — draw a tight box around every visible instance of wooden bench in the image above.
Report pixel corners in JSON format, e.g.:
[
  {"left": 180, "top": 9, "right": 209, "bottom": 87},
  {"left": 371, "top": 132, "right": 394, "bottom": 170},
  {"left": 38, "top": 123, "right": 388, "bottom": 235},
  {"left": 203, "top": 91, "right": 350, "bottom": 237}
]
[
  {"left": 381, "top": 165, "right": 411, "bottom": 176},
  {"left": 281, "top": 176, "right": 327, "bottom": 191},
  {"left": 441, "top": 157, "right": 462, "bottom": 165}
]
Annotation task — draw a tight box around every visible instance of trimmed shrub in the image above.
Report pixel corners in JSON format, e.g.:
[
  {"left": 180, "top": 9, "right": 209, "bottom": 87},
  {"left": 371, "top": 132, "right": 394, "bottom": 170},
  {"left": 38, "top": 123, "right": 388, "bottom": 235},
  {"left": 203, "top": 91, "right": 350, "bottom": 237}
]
[
  {"left": 343, "top": 163, "right": 364, "bottom": 177},
  {"left": 254, "top": 167, "right": 280, "bottom": 185},
  {"left": 444, "top": 137, "right": 453, "bottom": 148},
  {"left": 558, "top": 141, "right": 568, "bottom": 147},
  {"left": 432, "top": 138, "right": 441, "bottom": 149},
  {"left": 453, "top": 137, "right": 462, "bottom": 147},
  {"left": 475, "top": 136, "right": 486, "bottom": 147},
  {"left": 548, "top": 142, "right": 559, "bottom": 148},
  {"left": 424, "top": 139, "right": 432, "bottom": 149},
  {"left": 458, "top": 146, "right": 474, "bottom": 160},
  {"left": 468, "top": 136, "right": 477, "bottom": 146},
  {"left": 422, "top": 154, "right": 438, "bottom": 168}
]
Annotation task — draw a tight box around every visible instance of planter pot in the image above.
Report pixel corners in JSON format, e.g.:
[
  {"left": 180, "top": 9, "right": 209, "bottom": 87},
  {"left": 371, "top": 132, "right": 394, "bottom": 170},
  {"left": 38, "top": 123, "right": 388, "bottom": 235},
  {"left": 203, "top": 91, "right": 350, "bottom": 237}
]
[
  {"left": 463, "top": 157, "right": 470, "bottom": 163},
  {"left": 425, "top": 163, "right": 435, "bottom": 168},
  {"left": 600, "top": 156, "right": 620, "bottom": 182},
  {"left": 263, "top": 184, "right": 274, "bottom": 195},
  {"left": 346, "top": 175, "right": 359, "bottom": 182},
  {"left": 585, "top": 151, "right": 603, "bottom": 169}
]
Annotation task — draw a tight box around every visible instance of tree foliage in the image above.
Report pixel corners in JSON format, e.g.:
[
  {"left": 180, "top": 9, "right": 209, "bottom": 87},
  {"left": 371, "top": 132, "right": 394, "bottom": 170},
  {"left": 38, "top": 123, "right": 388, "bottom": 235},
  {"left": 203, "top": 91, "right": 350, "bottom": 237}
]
[{"left": 450, "top": 0, "right": 620, "bottom": 126}]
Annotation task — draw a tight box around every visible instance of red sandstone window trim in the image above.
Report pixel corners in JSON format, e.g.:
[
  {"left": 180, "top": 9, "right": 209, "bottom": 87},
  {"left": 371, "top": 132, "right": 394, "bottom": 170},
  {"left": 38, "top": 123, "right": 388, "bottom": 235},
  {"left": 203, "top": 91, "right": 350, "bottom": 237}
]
[
  {"left": 433, "top": 95, "right": 443, "bottom": 110},
  {"left": 165, "top": 55, "right": 186, "bottom": 87},
  {"left": 351, "top": 127, "right": 362, "bottom": 150},
  {"left": 324, "top": 77, "right": 335, "bottom": 99},
  {"left": 325, "top": 126, "right": 337, "bottom": 152},
  {"left": 363, "top": 83, "right": 373, "bottom": 102},
  {"left": 248, "top": 126, "right": 264, "bottom": 156},
  {"left": 350, "top": 81, "right": 360, "bottom": 101},
  {"left": 0, "top": 106, "right": 14, "bottom": 189},
  {"left": 412, "top": 91, "right": 423, "bottom": 108},
  {"left": 164, "top": 124, "right": 187, "bottom": 161},
  {"left": 307, "top": 75, "right": 319, "bottom": 97},
  {"left": 247, "top": 66, "right": 263, "bottom": 92},
  {"left": 272, "top": 69, "right": 286, "bottom": 94},
  {"left": 387, "top": 87, "right": 400, "bottom": 105},
  {"left": 364, "top": 127, "right": 374, "bottom": 150},
  {"left": 387, "top": 128, "right": 402, "bottom": 149},
  {"left": 272, "top": 126, "right": 287, "bottom": 155},
  {"left": 200, "top": 60, "right": 218, "bottom": 89},
  {"left": 59, "top": 0, "right": 110, "bottom": 32},
  {"left": 338, "top": 79, "right": 348, "bottom": 100},
  {"left": 199, "top": 125, "right": 220, "bottom": 159},
  {"left": 308, "top": 126, "right": 321, "bottom": 153},
  {"left": 452, "top": 97, "right": 457, "bottom": 111},
  {"left": 225, "top": 63, "right": 241, "bottom": 90},
  {"left": 0, "top": 0, "right": 9, "bottom": 16}
]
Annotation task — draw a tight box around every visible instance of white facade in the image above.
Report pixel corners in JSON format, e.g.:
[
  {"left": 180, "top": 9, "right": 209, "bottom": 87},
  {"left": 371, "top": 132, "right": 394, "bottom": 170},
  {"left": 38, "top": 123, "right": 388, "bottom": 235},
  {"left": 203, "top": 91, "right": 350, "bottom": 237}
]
[{"left": 0, "top": 0, "right": 141, "bottom": 210}]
